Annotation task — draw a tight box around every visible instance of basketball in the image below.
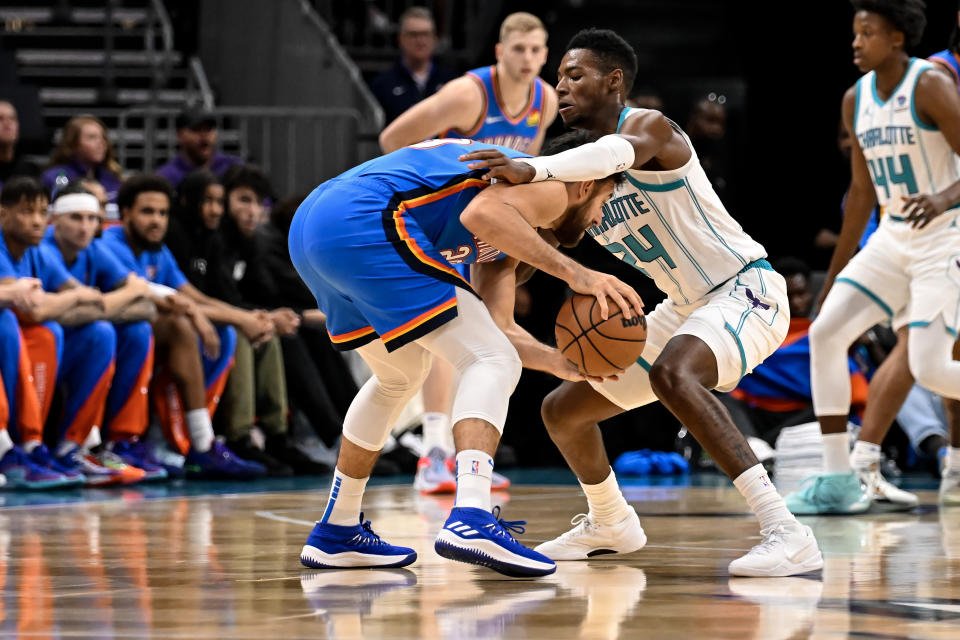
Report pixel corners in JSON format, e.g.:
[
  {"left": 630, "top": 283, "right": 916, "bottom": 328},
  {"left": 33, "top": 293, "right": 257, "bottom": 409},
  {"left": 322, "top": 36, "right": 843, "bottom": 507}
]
[{"left": 555, "top": 294, "right": 647, "bottom": 377}]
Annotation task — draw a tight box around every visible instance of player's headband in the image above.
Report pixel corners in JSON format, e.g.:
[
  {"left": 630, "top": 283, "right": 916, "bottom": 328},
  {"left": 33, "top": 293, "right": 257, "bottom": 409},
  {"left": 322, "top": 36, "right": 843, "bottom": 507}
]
[{"left": 51, "top": 193, "right": 101, "bottom": 215}]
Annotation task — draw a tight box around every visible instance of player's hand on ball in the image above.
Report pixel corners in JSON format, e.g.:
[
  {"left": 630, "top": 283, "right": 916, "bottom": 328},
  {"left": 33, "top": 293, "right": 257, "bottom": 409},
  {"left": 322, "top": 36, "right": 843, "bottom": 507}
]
[
  {"left": 549, "top": 351, "right": 620, "bottom": 383},
  {"left": 568, "top": 268, "right": 644, "bottom": 320},
  {"left": 459, "top": 149, "right": 536, "bottom": 183},
  {"left": 903, "top": 193, "right": 948, "bottom": 229}
]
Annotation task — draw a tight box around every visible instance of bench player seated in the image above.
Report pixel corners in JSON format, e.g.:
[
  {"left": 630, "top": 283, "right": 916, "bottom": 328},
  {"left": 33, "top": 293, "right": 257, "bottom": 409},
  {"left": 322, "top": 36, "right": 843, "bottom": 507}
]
[{"left": 289, "top": 134, "right": 640, "bottom": 577}]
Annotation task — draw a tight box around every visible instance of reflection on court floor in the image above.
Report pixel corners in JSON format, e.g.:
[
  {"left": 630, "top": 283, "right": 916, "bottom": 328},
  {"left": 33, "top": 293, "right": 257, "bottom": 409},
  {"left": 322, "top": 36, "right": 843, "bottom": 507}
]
[{"left": 0, "top": 477, "right": 957, "bottom": 639}]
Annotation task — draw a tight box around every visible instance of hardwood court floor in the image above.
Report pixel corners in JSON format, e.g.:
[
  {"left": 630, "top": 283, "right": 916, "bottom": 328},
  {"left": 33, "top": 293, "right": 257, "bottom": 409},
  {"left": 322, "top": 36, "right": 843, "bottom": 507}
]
[{"left": 0, "top": 475, "right": 958, "bottom": 639}]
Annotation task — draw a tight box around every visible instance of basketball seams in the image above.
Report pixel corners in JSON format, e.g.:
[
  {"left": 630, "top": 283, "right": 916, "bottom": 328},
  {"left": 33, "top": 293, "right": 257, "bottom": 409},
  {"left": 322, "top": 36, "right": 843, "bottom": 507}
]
[
  {"left": 592, "top": 313, "right": 648, "bottom": 343},
  {"left": 554, "top": 293, "right": 647, "bottom": 376},
  {"left": 579, "top": 297, "right": 630, "bottom": 371}
]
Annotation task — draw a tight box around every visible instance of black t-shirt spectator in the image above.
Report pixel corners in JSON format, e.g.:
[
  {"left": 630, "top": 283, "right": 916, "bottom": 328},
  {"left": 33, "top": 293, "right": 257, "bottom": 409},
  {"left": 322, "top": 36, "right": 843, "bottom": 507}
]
[{"left": 369, "top": 59, "right": 457, "bottom": 125}]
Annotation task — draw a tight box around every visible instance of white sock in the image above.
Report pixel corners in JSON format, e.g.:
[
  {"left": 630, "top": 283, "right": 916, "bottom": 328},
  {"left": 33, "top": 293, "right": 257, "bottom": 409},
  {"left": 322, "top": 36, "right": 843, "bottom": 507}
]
[
  {"left": 581, "top": 468, "right": 632, "bottom": 526},
  {"left": 54, "top": 440, "right": 77, "bottom": 458},
  {"left": 21, "top": 439, "right": 41, "bottom": 454},
  {"left": 186, "top": 409, "right": 214, "bottom": 453},
  {"left": 733, "top": 464, "right": 797, "bottom": 532},
  {"left": 83, "top": 426, "right": 102, "bottom": 451},
  {"left": 321, "top": 468, "right": 369, "bottom": 526},
  {"left": 455, "top": 449, "right": 492, "bottom": 510},
  {"left": 0, "top": 430, "right": 13, "bottom": 458},
  {"left": 422, "top": 412, "right": 450, "bottom": 457},
  {"left": 947, "top": 447, "right": 960, "bottom": 472},
  {"left": 850, "top": 440, "right": 881, "bottom": 471},
  {"left": 822, "top": 432, "right": 851, "bottom": 473}
]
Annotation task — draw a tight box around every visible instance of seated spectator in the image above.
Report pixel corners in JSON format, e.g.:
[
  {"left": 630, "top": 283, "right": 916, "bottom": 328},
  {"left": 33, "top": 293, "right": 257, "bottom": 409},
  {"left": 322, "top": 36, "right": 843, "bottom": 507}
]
[
  {"left": 254, "top": 193, "right": 358, "bottom": 449},
  {"left": 43, "top": 183, "right": 167, "bottom": 481},
  {"left": 167, "top": 166, "right": 327, "bottom": 475},
  {"left": 42, "top": 116, "right": 123, "bottom": 204},
  {"left": 369, "top": 6, "right": 457, "bottom": 125},
  {"left": 100, "top": 174, "right": 265, "bottom": 480},
  {"left": 155, "top": 109, "right": 242, "bottom": 190},
  {"left": 0, "top": 101, "right": 40, "bottom": 190},
  {"left": 718, "top": 257, "right": 869, "bottom": 446},
  {"left": 0, "top": 176, "right": 138, "bottom": 487}
]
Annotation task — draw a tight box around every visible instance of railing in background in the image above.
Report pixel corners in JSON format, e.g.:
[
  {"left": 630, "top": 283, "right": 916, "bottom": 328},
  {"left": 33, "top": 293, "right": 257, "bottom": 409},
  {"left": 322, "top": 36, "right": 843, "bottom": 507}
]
[
  {"left": 117, "top": 106, "right": 366, "bottom": 197},
  {"left": 187, "top": 56, "right": 214, "bottom": 110}
]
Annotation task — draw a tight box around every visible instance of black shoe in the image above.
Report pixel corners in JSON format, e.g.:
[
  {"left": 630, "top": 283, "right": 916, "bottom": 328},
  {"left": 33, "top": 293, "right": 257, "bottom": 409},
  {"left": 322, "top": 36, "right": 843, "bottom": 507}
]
[
  {"left": 266, "top": 434, "right": 332, "bottom": 476},
  {"left": 227, "top": 436, "right": 293, "bottom": 477}
]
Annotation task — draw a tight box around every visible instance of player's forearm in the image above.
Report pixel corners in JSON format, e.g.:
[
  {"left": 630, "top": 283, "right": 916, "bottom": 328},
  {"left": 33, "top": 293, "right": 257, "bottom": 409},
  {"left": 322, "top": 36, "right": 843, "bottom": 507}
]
[
  {"left": 463, "top": 207, "right": 578, "bottom": 284},
  {"left": 24, "top": 289, "right": 83, "bottom": 323},
  {"left": 110, "top": 298, "right": 158, "bottom": 323},
  {"left": 102, "top": 286, "right": 143, "bottom": 317},
  {"left": 500, "top": 321, "right": 563, "bottom": 374},
  {"left": 195, "top": 301, "right": 245, "bottom": 326},
  {"left": 825, "top": 187, "right": 876, "bottom": 281},
  {"left": 936, "top": 178, "right": 960, "bottom": 211},
  {"left": 54, "top": 302, "right": 107, "bottom": 326},
  {"left": 520, "top": 135, "right": 635, "bottom": 182}
]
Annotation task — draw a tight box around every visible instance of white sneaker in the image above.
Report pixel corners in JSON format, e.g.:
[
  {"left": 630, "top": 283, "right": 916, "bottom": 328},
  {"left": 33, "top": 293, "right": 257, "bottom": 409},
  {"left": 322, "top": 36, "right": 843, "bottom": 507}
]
[
  {"left": 534, "top": 509, "right": 646, "bottom": 560},
  {"left": 940, "top": 469, "right": 960, "bottom": 505},
  {"left": 728, "top": 522, "right": 824, "bottom": 577},
  {"left": 855, "top": 463, "right": 919, "bottom": 510}
]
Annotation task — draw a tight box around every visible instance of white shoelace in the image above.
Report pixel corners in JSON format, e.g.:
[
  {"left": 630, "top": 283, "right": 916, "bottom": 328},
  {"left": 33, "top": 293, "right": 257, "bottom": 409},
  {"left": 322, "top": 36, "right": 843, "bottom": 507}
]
[{"left": 557, "top": 514, "right": 596, "bottom": 541}]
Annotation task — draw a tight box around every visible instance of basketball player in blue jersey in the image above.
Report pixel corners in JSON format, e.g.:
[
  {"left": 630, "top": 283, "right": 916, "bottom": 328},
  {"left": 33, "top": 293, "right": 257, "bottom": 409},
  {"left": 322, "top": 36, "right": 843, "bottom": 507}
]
[
  {"left": 462, "top": 28, "right": 823, "bottom": 577},
  {"left": 380, "top": 11, "right": 558, "bottom": 496},
  {"left": 380, "top": 12, "right": 558, "bottom": 155},
  {"left": 784, "top": 0, "right": 960, "bottom": 516},
  {"left": 289, "top": 137, "right": 641, "bottom": 577}
]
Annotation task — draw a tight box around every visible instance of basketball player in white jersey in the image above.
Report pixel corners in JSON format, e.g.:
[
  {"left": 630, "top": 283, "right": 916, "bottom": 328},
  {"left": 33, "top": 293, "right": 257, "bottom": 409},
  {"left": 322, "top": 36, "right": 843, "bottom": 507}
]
[
  {"left": 462, "top": 28, "right": 823, "bottom": 577},
  {"left": 785, "top": 0, "right": 960, "bottom": 515},
  {"left": 380, "top": 12, "right": 558, "bottom": 496}
]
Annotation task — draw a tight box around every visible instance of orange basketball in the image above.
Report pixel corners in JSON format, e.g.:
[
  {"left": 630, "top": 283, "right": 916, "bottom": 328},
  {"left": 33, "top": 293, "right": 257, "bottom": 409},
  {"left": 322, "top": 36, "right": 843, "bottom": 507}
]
[{"left": 555, "top": 294, "right": 647, "bottom": 377}]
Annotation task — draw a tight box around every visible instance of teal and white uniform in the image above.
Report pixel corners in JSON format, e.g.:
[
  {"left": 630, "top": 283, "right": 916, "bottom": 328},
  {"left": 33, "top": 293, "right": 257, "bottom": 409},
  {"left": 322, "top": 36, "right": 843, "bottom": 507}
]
[
  {"left": 587, "top": 108, "right": 789, "bottom": 408},
  {"left": 836, "top": 57, "right": 960, "bottom": 334}
]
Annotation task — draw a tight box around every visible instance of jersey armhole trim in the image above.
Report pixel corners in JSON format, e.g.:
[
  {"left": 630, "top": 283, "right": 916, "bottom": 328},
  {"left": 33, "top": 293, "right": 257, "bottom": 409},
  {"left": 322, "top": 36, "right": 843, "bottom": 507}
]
[
  {"left": 455, "top": 72, "right": 488, "bottom": 138},
  {"left": 853, "top": 77, "right": 861, "bottom": 133},
  {"left": 911, "top": 64, "right": 939, "bottom": 131}
]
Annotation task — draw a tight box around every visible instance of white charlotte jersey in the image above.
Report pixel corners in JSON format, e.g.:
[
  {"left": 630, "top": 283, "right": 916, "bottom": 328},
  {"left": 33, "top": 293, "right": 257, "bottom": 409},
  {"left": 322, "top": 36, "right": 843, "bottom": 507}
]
[
  {"left": 855, "top": 57, "right": 960, "bottom": 229},
  {"left": 586, "top": 108, "right": 766, "bottom": 304}
]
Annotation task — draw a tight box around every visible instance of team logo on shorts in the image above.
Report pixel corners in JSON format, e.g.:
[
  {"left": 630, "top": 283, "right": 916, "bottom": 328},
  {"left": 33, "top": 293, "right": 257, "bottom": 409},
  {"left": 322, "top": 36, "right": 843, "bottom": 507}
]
[{"left": 745, "top": 288, "right": 771, "bottom": 311}]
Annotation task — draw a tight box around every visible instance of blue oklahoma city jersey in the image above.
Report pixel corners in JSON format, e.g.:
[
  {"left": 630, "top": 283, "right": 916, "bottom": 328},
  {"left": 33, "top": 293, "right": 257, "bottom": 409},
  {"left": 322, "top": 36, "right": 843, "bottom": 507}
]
[
  {"left": 42, "top": 228, "right": 130, "bottom": 291},
  {"left": 442, "top": 66, "right": 545, "bottom": 153},
  {"left": 334, "top": 139, "right": 528, "bottom": 265},
  {"left": 289, "top": 139, "right": 528, "bottom": 352},
  {"left": 930, "top": 48, "right": 960, "bottom": 89},
  {"left": 0, "top": 231, "right": 73, "bottom": 292},
  {"left": 100, "top": 226, "right": 187, "bottom": 289}
]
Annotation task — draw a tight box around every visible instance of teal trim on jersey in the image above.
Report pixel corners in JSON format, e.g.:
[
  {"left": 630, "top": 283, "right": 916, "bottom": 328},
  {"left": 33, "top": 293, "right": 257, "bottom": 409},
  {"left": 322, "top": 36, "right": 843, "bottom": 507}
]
[
  {"left": 887, "top": 214, "right": 908, "bottom": 222},
  {"left": 872, "top": 57, "right": 916, "bottom": 106},
  {"left": 835, "top": 277, "right": 894, "bottom": 317},
  {"left": 625, "top": 176, "right": 686, "bottom": 192},
  {"left": 636, "top": 356, "right": 652, "bottom": 372},
  {"left": 907, "top": 320, "right": 959, "bottom": 339},
  {"left": 724, "top": 322, "right": 748, "bottom": 381},
  {"left": 707, "top": 259, "right": 772, "bottom": 294},
  {"left": 911, "top": 62, "right": 939, "bottom": 131},
  {"left": 616, "top": 107, "right": 635, "bottom": 133},
  {"left": 684, "top": 178, "right": 747, "bottom": 266},
  {"left": 853, "top": 77, "right": 862, "bottom": 133},
  {"left": 633, "top": 185, "right": 712, "bottom": 290}
]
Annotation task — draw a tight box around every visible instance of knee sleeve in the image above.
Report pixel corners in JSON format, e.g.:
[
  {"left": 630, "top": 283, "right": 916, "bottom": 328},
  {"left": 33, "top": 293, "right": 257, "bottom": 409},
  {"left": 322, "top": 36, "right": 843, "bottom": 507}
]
[
  {"left": 417, "top": 290, "right": 521, "bottom": 434},
  {"left": 341, "top": 339, "right": 431, "bottom": 451},
  {"left": 810, "top": 285, "right": 889, "bottom": 416}
]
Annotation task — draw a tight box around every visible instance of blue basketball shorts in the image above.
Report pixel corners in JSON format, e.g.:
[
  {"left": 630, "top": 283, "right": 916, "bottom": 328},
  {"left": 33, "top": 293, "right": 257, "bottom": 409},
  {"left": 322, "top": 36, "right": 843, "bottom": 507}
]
[{"left": 288, "top": 177, "right": 475, "bottom": 352}]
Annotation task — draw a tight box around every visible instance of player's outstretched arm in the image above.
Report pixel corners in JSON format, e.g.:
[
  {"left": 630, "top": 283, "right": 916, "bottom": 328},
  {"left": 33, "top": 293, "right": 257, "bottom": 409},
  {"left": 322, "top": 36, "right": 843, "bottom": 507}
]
[
  {"left": 460, "top": 110, "right": 683, "bottom": 183},
  {"left": 378, "top": 77, "right": 485, "bottom": 153},
  {"left": 902, "top": 69, "right": 960, "bottom": 228},
  {"left": 472, "top": 256, "right": 589, "bottom": 382},
  {"left": 461, "top": 182, "right": 643, "bottom": 320},
  {"left": 819, "top": 85, "right": 879, "bottom": 308}
]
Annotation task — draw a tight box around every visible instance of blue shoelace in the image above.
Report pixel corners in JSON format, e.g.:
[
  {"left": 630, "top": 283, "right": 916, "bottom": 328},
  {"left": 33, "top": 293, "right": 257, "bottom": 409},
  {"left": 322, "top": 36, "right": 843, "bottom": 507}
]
[
  {"left": 354, "top": 513, "right": 386, "bottom": 547},
  {"left": 487, "top": 505, "right": 526, "bottom": 539}
]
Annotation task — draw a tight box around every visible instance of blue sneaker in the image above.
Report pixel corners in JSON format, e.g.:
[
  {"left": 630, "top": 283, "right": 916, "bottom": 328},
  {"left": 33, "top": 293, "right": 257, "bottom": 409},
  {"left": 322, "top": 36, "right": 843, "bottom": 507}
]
[
  {"left": 27, "top": 444, "right": 84, "bottom": 486},
  {"left": 108, "top": 440, "right": 169, "bottom": 482},
  {"left": 300, "top": 513, "right": 417, "bottom": 569},
  {"left": 435, "top": 506, "right": 556, "bottom": 577},
  {"left": 0, "top": 446, "right": 73, "bottom": 490},
  {"left": 184, "top": 440, "right": 267, "bottom": 480},
  {"left": 784, "top": 472, "right": 871, "bottom": 515}
]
